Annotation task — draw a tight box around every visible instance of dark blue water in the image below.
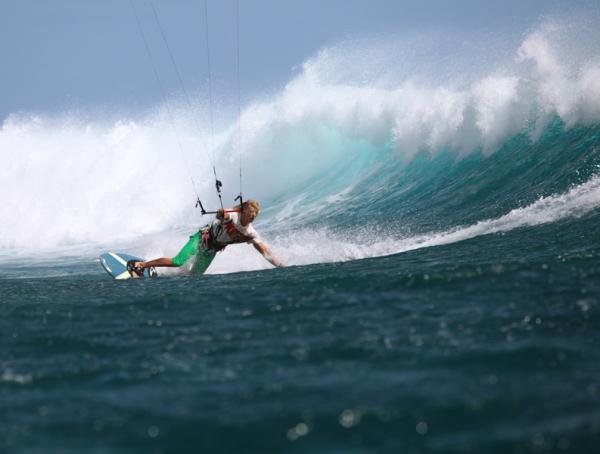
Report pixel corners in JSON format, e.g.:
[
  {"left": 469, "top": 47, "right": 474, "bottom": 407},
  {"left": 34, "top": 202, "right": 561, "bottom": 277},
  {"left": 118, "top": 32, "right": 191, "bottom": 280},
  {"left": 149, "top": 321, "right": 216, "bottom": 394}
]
[{"left": 3, "top": 120, "right": 600, "bottom": 453}]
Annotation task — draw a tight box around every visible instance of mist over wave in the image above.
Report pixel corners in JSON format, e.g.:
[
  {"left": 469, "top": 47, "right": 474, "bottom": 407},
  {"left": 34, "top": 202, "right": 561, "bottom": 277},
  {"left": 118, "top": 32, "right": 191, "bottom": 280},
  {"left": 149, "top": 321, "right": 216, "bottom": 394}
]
[{"left": 2, "top": 14, "right": 600, "bottom": 274}]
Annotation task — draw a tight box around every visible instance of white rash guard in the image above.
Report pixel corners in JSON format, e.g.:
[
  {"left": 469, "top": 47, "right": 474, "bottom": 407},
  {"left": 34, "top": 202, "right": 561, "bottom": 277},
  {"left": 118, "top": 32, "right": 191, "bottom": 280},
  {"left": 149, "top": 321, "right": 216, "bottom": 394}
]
[{"left": 210, "top": 212, "right": 261, "bottom": 247}]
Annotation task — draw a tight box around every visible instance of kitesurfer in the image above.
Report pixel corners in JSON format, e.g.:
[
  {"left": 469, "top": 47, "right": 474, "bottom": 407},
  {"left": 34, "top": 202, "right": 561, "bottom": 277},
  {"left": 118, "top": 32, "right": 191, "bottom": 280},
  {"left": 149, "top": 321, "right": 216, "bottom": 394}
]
[{"left": 130, "top": 199, "right": 283, "bottom": 276}]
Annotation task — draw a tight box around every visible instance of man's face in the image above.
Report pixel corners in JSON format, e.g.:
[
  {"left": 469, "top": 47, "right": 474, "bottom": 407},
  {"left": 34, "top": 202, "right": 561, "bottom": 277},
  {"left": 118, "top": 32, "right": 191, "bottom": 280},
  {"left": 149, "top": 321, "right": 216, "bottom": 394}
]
[{"left": 241, "top": 207, "right": 258, "bottom": 225}]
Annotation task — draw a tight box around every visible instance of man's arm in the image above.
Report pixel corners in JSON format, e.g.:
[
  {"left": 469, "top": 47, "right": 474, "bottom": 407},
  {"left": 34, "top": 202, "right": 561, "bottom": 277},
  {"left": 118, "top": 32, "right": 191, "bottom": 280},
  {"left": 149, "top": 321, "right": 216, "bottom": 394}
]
[
  {"left": 135, "top": 257, "right": 176, "bottom": 269},
  {"left": 252, "top": 240, "right": 284, "bottom": 268}
]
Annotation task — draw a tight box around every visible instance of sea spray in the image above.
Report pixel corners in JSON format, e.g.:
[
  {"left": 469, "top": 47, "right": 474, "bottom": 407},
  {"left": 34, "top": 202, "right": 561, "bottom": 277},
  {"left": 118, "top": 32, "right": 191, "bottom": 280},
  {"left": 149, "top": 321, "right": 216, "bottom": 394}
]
[{"left": 1, "top": 16, "right": 600, "bottom": 275}]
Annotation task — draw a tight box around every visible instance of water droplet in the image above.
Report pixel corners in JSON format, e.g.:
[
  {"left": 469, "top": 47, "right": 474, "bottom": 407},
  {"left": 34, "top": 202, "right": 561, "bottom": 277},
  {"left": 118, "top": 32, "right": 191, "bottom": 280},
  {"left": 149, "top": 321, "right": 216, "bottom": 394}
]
[
  {"left": 148, "top": 426, "right": 159, "bottom": 438},
  {"left": 339, "top": 409, "right": 361, "bottom": 428},
  {"left": 416, "top": 421, "right": 428, "bottom": 435},
  {"left": 286, "top": 422, "right": 310, "bottom": 441}
]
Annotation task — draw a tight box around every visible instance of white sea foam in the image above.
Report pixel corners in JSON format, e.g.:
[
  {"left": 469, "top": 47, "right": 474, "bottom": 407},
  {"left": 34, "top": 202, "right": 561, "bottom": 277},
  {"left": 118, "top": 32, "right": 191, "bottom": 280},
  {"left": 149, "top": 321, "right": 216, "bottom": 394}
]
[{"left": 1, "top": 15, "right": 599, "bottom": 260}]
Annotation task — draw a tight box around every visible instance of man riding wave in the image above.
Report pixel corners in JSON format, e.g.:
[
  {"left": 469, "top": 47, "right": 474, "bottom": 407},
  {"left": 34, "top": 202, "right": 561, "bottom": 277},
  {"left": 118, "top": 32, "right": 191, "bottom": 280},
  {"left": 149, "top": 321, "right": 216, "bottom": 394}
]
[{"left": 132, "top": 199, "right": 283, "bottom": 276}]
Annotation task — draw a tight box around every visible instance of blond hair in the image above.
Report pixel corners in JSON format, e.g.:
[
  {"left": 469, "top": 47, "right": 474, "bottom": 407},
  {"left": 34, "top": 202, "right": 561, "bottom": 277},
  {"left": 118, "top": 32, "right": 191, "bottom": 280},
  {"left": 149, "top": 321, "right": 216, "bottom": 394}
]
[{"left": 236, "top": 199, "right": 260, "bottom": 214}]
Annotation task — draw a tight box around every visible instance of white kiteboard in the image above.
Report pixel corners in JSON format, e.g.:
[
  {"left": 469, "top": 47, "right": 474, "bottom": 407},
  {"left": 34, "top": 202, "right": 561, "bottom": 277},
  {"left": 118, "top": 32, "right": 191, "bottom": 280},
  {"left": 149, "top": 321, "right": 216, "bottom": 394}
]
[{"left": 99, "top": 252, "right": 157, "bottom": 280}]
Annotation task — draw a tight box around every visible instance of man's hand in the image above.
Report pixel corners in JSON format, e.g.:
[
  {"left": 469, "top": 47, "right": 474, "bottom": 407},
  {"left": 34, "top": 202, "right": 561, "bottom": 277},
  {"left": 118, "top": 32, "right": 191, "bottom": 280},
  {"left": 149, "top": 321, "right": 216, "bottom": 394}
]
[{"left": 252, "top": 241, "right": 284, "bottom": 268}]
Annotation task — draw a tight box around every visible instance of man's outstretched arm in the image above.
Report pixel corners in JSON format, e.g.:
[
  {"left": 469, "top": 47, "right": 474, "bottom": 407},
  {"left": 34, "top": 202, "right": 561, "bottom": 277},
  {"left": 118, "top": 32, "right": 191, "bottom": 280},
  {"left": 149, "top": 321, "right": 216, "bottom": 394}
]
[{"left": 252, "top": 241, "right": 284, "bottom": 268}]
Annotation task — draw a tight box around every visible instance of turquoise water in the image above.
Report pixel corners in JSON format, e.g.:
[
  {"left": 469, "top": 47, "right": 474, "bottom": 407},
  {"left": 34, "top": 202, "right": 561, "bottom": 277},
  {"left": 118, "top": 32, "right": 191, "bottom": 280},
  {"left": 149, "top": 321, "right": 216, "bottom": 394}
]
[{"left": 2, "top": 120, "right": 600, "bottom": 453}]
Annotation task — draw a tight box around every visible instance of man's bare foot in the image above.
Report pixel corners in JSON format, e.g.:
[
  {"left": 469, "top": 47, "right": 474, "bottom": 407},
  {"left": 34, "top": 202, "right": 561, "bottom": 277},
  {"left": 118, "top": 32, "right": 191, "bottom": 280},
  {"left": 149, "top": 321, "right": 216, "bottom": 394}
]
[{"left": 126, "top": 260, "right": 144, "bottom": 278}]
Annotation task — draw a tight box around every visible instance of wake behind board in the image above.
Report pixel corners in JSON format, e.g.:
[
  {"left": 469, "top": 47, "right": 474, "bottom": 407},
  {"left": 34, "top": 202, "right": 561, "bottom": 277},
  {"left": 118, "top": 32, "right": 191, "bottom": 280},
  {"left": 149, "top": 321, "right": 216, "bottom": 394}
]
[{"left": 99, "top": 252, "right": 157, "bottom": 280}]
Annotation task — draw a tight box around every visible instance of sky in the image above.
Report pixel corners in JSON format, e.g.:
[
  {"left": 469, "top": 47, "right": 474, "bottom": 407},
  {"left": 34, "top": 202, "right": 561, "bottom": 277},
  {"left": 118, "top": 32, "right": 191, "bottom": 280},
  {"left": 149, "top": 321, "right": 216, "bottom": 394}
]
[{"left": 0, "top": 0, "right": 596, "bottom": 122}]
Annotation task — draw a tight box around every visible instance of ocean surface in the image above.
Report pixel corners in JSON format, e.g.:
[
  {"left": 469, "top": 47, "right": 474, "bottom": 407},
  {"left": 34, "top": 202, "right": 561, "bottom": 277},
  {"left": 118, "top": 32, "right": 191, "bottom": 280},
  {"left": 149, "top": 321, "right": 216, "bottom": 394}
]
[{"left": 2, "top": 14, "right": 600, "bottom": 454}]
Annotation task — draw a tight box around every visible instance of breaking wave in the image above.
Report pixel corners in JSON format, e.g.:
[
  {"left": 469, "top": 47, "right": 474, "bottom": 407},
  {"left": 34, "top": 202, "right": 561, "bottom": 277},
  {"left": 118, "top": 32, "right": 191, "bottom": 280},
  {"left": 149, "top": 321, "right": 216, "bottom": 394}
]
[{"left": 1, "top": 14, "right": 600, "bottom": 273}]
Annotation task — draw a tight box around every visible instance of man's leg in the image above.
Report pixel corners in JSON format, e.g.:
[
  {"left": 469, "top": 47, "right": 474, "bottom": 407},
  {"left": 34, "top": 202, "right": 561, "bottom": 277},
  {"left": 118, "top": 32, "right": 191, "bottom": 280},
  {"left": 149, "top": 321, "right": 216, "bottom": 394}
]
[{"left": 136, "top": 233, "right": 201, "bottom": 269}]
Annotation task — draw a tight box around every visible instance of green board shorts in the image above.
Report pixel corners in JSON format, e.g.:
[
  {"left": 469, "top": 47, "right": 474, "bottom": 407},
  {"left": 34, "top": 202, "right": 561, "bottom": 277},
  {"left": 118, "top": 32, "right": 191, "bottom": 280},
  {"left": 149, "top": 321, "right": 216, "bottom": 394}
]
[{"left": 171, "top": 231, "right": 216, "bottom": 275}]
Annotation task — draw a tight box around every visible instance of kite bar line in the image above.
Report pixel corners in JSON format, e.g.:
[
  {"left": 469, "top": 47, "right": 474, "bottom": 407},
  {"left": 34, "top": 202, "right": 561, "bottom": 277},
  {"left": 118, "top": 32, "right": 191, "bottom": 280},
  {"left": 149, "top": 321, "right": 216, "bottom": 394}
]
[{"left": 133, "top": 0, "right": 246, "bottom": 216}]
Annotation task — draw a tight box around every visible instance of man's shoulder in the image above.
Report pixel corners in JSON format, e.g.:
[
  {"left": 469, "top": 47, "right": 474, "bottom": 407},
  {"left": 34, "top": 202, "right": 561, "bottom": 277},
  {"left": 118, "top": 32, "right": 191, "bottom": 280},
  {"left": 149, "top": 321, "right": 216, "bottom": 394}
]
[{"left": 245, "top": 224, "right": 260, "bottom": 240}]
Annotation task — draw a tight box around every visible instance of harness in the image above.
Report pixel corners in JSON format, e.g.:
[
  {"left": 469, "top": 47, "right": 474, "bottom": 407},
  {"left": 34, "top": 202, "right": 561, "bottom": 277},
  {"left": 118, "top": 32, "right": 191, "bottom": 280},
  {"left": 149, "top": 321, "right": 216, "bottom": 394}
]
[
  {"left": 199, "top": 218, "right": 254, "bottom": 254},
  {"left": 199, "top": 225, "right": 224, "bottom": 253}
]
